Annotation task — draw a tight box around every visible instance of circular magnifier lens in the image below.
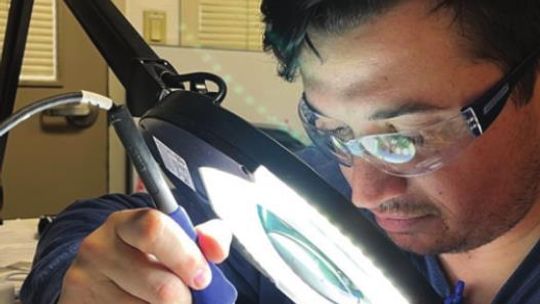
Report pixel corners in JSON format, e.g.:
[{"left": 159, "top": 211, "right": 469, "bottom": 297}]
[
  {"left": 258, "top": 206, "right": 367, "bottom": 304},
  {"left": 360, "top": 134, "right": 416, "bottom": 164}
]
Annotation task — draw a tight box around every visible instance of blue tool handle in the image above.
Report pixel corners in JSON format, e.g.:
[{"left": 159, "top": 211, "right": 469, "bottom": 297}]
[
  {"left": 169, "top": 207, "right": 238, "bottom": 304},
  {"left": 109, "top": 105, "right": 237, "bottom": 303}
]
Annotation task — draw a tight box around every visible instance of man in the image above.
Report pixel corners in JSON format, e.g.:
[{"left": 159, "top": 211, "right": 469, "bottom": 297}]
[{"left": 21, "top": 0, "right": 540, "bottom": 303}]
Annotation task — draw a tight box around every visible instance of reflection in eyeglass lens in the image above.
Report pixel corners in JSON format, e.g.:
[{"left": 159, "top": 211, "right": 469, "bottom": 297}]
[{"left": 358, "top": 134, "right": 417, "bottom": 164}]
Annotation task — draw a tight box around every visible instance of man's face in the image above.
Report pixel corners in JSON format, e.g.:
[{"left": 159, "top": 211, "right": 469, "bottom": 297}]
[{"left": 299, "top": 0, "right": 540, "bottom": 255}]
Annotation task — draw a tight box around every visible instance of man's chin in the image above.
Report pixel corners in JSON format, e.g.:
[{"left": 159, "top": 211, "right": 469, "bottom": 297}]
[{"left": 386, "top": 233, "right": 450, "bottom": 255}]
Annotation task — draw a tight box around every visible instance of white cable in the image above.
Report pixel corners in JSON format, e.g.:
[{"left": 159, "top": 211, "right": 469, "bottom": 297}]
[{"left": 0, "top": 91, "right": 115, "bottom": 138}]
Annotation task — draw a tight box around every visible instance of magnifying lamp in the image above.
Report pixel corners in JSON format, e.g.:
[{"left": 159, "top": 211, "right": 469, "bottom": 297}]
[
  {"left": 134, "top": 90, "right": 442, "bottom": 304},
  {"left": 55, "top": 0, "right": 444, "bottom": 302}
]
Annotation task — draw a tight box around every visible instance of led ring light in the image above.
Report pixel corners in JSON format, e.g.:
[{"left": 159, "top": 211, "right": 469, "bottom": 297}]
[{"left": 137, "top": 90, "right": 442, "bottom": 304}]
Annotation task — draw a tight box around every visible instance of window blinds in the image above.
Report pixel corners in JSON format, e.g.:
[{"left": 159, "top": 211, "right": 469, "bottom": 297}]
[
  {"left": 0, "top": 0, "right": 56, "bottom": 82},
  {"left": 181, "top": 0, "right": 264, "bottom": 51}
]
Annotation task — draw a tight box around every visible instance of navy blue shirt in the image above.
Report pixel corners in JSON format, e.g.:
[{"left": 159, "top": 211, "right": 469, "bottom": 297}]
[{"left": 20, "top": 147, "right": 540, "bottom": 303}]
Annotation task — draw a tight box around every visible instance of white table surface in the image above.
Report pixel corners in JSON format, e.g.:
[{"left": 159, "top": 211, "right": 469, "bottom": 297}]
[{"left": 0, "top": 218, "right": 39, "bottom": 303}]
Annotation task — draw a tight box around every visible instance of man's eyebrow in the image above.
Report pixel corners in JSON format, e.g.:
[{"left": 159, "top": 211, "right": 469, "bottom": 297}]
[
  {"left": 368, "top": 101, "right": 444, "bottom": 120},
  {"left": 339, "top": 78, "right": 446, "bottom": 120}
]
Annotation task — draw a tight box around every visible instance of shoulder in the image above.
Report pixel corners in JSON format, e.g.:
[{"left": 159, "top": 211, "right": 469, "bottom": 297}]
[
  {"left": 493, "top": 239, "right": 540, "bottom": 304},
  {"left": 63, "top": 192, "right": 154, "bottom": 212}
]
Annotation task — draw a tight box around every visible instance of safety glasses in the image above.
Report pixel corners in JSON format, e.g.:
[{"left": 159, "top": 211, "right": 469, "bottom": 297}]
[{"left": 299, "top": 48, "right": 540, "bottom": 176}]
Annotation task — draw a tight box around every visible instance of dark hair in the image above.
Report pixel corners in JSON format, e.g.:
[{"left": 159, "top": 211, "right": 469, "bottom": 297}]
[{"left": 261, "top": 0, "right": 540, "bottom": 105}]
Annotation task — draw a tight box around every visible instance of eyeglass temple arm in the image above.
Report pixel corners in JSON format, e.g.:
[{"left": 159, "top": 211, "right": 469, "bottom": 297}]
[{"left": 461, "top": 48, "right": 540, "bottom": 136}]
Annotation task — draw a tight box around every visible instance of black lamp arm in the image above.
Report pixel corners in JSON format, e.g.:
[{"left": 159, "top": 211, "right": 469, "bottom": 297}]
[{"left": 63, "top": 0, "right": 180, "bottom": 116}]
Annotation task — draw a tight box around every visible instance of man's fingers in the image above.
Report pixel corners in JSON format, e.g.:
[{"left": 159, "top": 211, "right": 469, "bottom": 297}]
[
  {"left": 112, "top": 209, "right": 212, "bottom": 290},
  {"left": 195, "top": 219, "right": 233, "bottom": 263},
  {"left": 98, "top": 238, "right": 192, "bottom": 303},
  {"left": 59, "top": 266, "right": 148, "bottom": 304}
]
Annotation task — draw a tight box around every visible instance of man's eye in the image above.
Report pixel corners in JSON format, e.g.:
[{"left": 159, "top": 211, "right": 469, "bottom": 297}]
[
  {"left": 329, "top": 126, "right": 353, "bottom": 140},
  {"left": 384, "top": 123, "right": 399, "bottom": 133},
  {"left": 360, "top": 134, "right": 418, "bottom": 164}
]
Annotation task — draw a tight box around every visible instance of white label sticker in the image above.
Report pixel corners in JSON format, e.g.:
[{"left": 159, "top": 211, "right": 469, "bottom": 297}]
[{"left": 153, "top": 137, "right": 195, "bottom": 191}]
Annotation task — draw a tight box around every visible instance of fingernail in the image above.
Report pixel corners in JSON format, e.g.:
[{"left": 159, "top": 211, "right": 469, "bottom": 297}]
[{"left": 193, "top": 267, "right": 211, "bottom": 289}]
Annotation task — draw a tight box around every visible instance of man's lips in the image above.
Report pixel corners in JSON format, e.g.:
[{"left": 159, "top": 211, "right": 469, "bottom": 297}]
[{"left": 372, "top": 212, "right": 435, "bottom": 233}]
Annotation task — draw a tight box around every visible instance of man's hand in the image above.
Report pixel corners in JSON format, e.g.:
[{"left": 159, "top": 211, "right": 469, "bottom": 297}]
[{"left": 58, "top": 208, "right": 232, "bottom": 304}]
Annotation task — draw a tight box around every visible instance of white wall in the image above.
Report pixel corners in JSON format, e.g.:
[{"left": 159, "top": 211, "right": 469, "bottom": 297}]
[{"left": 154, "top": 46, "right": 305, "bottom": 141}]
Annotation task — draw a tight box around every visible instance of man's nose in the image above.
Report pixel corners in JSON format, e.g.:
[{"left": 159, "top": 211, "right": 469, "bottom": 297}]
[{"left": 344, "top": 158, "right": 407, "bottom": 209}]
